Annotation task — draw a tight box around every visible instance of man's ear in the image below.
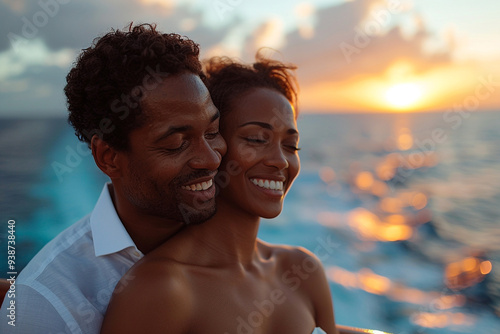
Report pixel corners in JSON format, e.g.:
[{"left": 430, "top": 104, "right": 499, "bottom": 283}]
[{"left": 91, "top": 135, "right": 123, "bottom": 178}]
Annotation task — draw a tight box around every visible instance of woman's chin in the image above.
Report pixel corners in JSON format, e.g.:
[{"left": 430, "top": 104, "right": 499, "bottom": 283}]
[{"left": 259, "top": 209, "right": 283, "bottom": 219}]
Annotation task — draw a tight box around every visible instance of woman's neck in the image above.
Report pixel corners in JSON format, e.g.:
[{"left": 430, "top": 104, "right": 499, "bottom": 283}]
[{"left": 157, "top": 199, "right": 262, "bottom": 268}]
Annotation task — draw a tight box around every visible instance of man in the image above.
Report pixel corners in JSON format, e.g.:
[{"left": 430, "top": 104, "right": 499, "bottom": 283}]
[{"left": 0, "top": 23, "right": 226, "bottom": 334}]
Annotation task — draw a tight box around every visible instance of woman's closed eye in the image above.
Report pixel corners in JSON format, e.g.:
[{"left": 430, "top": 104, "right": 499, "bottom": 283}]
[
  {"left": 285, "top": 144, "right": 301, "bottom": 152},
  {"left": 244, "top": 137, "right": 267, "bottom": 144},
  {"left": 243, "top": 136, "right": 300, "bottom": 152}
]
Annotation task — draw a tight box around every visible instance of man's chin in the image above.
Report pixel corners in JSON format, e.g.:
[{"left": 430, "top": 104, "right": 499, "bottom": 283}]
[{"left": 177, "top": 201, "right": 217, "bottom": 226}]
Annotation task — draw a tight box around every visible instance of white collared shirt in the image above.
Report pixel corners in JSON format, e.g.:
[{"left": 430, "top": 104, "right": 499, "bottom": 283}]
[{"left": 0, "top": 184, "right": 144, "bottom": 334}]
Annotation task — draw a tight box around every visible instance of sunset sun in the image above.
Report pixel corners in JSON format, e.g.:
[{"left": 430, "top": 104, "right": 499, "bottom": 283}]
[{"left": 385, "top": 83, "right": 423, "bottom": 110}]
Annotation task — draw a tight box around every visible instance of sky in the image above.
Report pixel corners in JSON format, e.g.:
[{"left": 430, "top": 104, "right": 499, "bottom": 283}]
[{"left": 1, "top": 0, "right": 500, "bottom": 116}]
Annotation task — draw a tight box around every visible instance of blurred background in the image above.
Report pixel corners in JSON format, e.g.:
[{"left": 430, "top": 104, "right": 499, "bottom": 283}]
[{"left": 1, "top": 0, "right": 499, "bottom": 333}]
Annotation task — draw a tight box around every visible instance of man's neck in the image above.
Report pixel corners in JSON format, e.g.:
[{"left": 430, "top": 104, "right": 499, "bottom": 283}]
[{"left": 109, "top": 183, "right": 184, "bottom": 254}]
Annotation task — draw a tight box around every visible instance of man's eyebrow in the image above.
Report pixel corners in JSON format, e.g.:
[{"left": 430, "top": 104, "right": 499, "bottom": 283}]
[
  {"left": 210, "top": 110, "right": 220, "bottom": 123},
  {"left": 239, "top": 121, "right": 299, "bottom": 135},
  {"left": 154, "top": 111, "right": 219, "bottom": 144},
  {"left": 154, "top": 125, "right": 192, "bottom": 143}
]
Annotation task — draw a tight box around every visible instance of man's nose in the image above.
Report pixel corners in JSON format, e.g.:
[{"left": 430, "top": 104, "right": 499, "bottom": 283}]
[{"left": 188, "top": 135, "right": 226, "bottom": 170}]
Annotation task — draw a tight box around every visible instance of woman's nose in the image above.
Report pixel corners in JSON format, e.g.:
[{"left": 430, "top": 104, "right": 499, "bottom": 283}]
[{"left": 263, "top": 145, "right": 289, "bottom": 170}]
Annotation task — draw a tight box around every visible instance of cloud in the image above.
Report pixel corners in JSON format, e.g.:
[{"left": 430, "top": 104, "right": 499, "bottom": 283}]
[
  {"left": 235, "top": 0, "right": 469, "bottom": 111},
  {"left": 0, "top": 1, "right": 23, "bottom": 51},
  {"left": 1, "top": 0, "right": 497, "bottom": 115},
  {"left": 1, "top": 0, "right": 229, "bottom": 53},
  {"left": 243, "top": 18, "right": 285, "bottom": 56},
  {"left": 0, "top": 39, "right": 74, "bottom": 81},
  {"left": 277, "top": 0, "right": 453, "bottom": 85},
  {"left": 239, "top": 0, "right": 452, "bottom": 85},
  {"left": 0, "top": 0, "right": 233, "bottom": 115},
  {"left": 0, "top": 64, "right": 68, "bottom": 115},
  {"left": 294, "top": 2, "right": 316, "bottom": 39}
]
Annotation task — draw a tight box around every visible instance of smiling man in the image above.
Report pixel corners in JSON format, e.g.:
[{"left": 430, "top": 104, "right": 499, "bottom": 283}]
[{"left": 0, "top": 23, "right": 226, "bottom": 334}]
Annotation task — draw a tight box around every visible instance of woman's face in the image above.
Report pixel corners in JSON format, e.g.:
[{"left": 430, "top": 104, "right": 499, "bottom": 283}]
[{"left": 217, "top": 87, "right": 300, "bottom": 219}]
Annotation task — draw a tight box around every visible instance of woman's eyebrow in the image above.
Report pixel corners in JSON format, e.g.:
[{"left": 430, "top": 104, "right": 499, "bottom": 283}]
[
  {"left": 238, "top": 121, "right": 272, "bottom": 130},
  {"left": 239, "top": 121, "right": 299, "bottom": 135}
]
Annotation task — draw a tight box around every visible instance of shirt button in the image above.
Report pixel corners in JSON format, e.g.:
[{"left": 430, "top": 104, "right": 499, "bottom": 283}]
[{"left": 133, "top": 251, "right": 140, "bottom": 257}]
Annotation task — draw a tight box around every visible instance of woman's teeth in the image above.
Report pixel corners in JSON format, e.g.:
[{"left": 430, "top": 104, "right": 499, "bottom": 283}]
[
  {"left": 181, "top": 179, "right": 213, "bottom": 191},
  {"left": 250, "top": 179, "right": 284, "bottom": 191}
]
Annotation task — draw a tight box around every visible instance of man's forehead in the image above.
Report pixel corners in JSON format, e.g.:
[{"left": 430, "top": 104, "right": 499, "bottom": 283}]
[{"left": 144, "top": 72, "right": 208, "bottom": 103}]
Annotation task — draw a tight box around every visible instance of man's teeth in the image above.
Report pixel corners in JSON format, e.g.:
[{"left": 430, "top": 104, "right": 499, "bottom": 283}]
[
  {"left": 250, "top": 179, "right": 284, "bottom": 191},
  {"left": 181, "top": 179, "right": 213, "bottom": 191}
]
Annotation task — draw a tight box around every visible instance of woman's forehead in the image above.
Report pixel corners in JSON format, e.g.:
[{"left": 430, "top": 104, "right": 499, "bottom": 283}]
[{"left": 227, "top": 88, "right": 296, "bottom": 126}]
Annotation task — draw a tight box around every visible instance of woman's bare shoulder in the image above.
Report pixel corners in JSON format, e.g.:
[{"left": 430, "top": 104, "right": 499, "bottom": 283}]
[
  {"left": 256, "top": 242, "right": 337, "bottom": 332},
  {"left": 258, "top": 239, "right": 321, "bottom": 266},
  {"left": 101, "top": 257, "right": 194, "bottom": 334}
]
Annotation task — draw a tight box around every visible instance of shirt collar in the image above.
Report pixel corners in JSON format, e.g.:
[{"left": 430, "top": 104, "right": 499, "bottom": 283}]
[{"left": 90, "top": 183, "right": 142, "bottom": 257}]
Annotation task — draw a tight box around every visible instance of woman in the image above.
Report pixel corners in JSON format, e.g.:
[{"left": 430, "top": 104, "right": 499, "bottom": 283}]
[{"left": 100, "top": 55, "right": 338, "bottom": 334}]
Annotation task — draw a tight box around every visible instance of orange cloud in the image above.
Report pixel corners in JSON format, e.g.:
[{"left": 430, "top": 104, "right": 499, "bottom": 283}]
[
  {"left": 245, "top": 18, "right": 285, "bottom": 52},
  {"left": 242, "top": 0, "right": 500, "bottom": 113}
]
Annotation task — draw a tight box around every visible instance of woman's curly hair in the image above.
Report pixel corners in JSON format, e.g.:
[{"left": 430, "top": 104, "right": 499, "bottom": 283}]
[
  {"left": 203, "top": 53, "right": 299, "bottom": 121},
  {"left": 65, "top": 23, "right": 203, "bottom": 150}
]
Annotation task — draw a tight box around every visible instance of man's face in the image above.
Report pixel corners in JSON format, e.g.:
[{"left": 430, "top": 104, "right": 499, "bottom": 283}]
[{"left": 119, "top": 72, "right": 227, "bottom": 225}]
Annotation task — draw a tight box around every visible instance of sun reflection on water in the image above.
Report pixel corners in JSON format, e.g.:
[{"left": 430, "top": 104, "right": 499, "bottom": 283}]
[
  {"left": 307, "top": 115, "right": 499, "bottom": 331},
  {"left": 445, "top": 257, "right": 493, "bottom": 290},
  {"left": 326, "top": 265, "right": 479, "bottom": 329}
]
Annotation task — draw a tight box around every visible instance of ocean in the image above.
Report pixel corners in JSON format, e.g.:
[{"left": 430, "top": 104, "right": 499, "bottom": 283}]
[{"left": 0, "top": 112, "right": 499, "bottom": 333}]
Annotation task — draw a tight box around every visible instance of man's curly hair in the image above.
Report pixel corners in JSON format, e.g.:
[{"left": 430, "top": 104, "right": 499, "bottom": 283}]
[
  {"left": 65, "top": 23, "right": 203, "bottom": 150},
  {"left": 203, "top": 53, "right": 299, "bottom": 122}
]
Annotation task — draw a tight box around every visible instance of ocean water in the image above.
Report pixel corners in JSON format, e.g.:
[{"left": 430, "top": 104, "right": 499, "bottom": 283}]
[{"left": 0, "top": 112, "right": 499, "bottom": 333}]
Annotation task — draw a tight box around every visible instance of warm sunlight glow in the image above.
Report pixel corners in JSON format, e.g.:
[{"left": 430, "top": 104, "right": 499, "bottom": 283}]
[
  {"left": 397, "top": 128, "right": 414, "bottom": 150},
  {"left": 348, "top": 208, "right": 414, "bottom": 242},
  {"left": 139, "top": 0, "right": 175, "bottom": 12},
  {"left": 301, "top": 64, "right": 487, "bottom": 113},
  {"left": 355, "top": 171, "right": 374, "bottom": 190},
  {"left": 480, "top": 261, "right": 492, "bottom": 275},
  {"left": 385, "top": 83, "right": 423, "bottom": 110},
  {"left": 445, "top": 257, "right": 491, "bottom": 289}
]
